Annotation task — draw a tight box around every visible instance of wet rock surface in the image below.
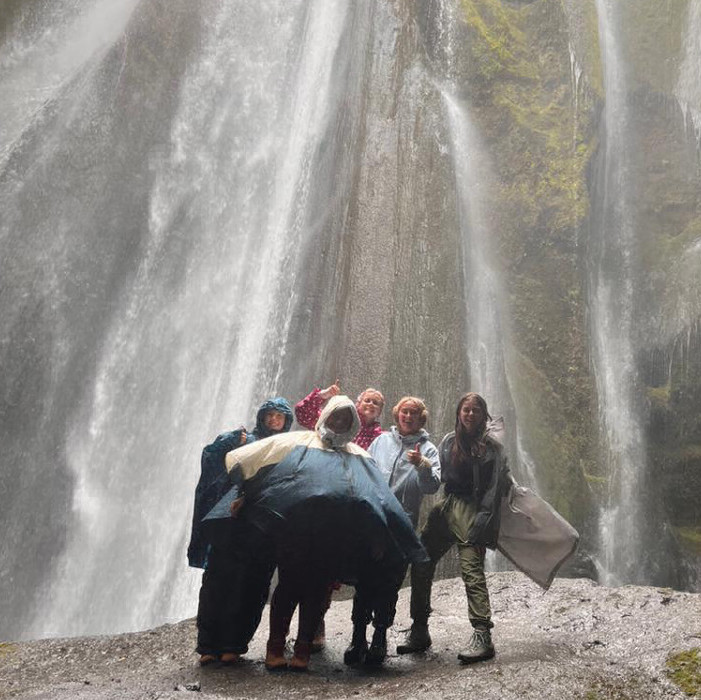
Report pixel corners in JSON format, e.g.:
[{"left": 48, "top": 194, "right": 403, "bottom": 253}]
[{"left": 1, "top": 573, "right": 699, "bottom": 700}]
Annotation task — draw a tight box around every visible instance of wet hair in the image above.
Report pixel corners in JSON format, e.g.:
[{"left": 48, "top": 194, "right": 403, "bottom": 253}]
[
  {"left": 356, "top": 387, "right": 385, "bottom": 410},
  {"left": 451, "top": 392, "right": 491, "bottom": 464},
  {"left": 392, "top": 396, "right": 428, "bottom": 428}
]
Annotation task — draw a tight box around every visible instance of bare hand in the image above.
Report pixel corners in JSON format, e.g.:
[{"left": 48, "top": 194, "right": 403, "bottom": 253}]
[
  {"left": 230, "top": 496, "right": 245, "bottom": 518},
  {"left": 407, "top": 446, "right": 423, "bottom": 466},
  {"left": 319, "top": 379, "right": 341, "bottom": 401},
  {"left": 239, "top": 432, "right": 247, "bottom": 446}
]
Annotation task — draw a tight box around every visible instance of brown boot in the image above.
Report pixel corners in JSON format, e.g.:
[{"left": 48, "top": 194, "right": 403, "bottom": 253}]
[
  {"left": 220, "top": 652, "right": 240, "bottom": 665},
  {"left": 265, "top": 639, "right": 287, "bottom": 671},
  {"left": 198, "top": 653, "right": 218, "bottom": 666},
  {"left": 289, "top": 640, "right": 312, "bottom": 671}
]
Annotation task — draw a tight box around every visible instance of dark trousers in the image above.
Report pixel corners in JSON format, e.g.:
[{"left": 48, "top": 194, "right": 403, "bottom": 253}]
[
  {"left": 351, "top": 552, "right": 408, "bottom": 629},
  {"left": 269, "top": 561, "right": 334, "bottom": 645},
  {"left": 196, "top": 523, "right": 275, "bottom": 655}
]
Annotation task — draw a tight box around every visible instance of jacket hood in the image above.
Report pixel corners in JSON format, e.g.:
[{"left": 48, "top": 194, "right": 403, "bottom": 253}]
[
  {"left": 389, "top": 425, "right": 429, "bottom": 445},
  {"left": 254, "top": 397, "right": 294, "bottom": 438},
  {"left": 316, "top": 395, "right": 360, "bottom": 449},
  {"left": 484, "top": 416, "right": 505, "bottom": 446}
]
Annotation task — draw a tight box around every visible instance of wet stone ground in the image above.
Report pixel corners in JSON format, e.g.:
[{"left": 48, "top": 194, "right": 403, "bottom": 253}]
[{"left": 1, "top": 573, "right": 699, "bottom": 700}]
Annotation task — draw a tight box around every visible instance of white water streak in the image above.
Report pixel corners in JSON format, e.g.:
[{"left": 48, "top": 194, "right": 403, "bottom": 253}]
[
  {"left": 675, "top": 1, "right": 701, "bottom": 152},
  {"left": 29, "top": 0, "right": 349, "bottom": 637},
  {"left": 592, "top": 0, "right": 645, "bottom": 586}
]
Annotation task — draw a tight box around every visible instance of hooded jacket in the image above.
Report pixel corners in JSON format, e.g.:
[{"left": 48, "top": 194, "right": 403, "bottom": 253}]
[
  {"left": 204, "top": 395, "right": 427, "bottom": 575},
  {"left": 294, "top": 388, "right": 383, "bottom": 449},
  {"left": 368, "top": 427, "right": 441, "bottom": 528},
  {"left": 438, "top": 428, "right": 511, "bottom": 548},
  {"left": 187, "top": 397, "right": 293, "bottom": 569},
  {"left": 440, "top": 418, "right": 579, "bottom": 588}
]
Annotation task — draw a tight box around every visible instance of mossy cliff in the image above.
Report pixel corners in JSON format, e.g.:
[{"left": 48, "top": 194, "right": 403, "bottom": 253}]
[
  {"left": 449, "top": 0, "right": 601, "bottom": 533},
  {"left": 439, "top": 0, "right": 701, "bottom": 583}
]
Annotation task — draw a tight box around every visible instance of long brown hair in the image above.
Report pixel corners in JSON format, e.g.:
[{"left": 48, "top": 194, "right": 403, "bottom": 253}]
[{"left": 451, "top": 392, "right": 491, "bottom": 465}]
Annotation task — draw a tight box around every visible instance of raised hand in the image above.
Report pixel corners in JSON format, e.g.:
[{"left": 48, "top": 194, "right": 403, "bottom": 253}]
[{"left": 319, "top": 379, "right": 341, "bottom": 401}]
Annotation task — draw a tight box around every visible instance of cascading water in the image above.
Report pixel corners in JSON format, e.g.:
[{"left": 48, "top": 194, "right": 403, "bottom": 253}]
[
  {"left": 3, "top": 0, "right": 700, "bottom": 645},
  {"left": 591, "top": 0, "right": 647, "bottom": 585},
  {"left": 432, "top": 0, "right": 534, "bottom": 489},
  {"left": 1, "top": 0, "right": 351, "bottom": 640},
  {"left": 676, "top": 1, "right": 701, "bottom": 151}
]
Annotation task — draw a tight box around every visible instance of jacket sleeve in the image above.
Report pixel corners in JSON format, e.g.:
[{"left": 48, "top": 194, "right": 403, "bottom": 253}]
[
  {"left": 417, "top": 441, "right": 441, "bottom": 494},
  {"left": 225, "top": 432, "right": 300, "bottom": 483},
  {"left": 498, "top": 453, "right": 515, "bottom": 496},
  {"left": 294, "top": 388, "right": 325, "bottom": 429}
]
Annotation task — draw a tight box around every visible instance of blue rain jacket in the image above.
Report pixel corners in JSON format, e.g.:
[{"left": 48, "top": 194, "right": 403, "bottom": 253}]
[
  {"left": 187, "top": 397, "right": 293, "bottom": 569},
  {"left": 204, "top": 396, "right": 428, "bottom": 575}
]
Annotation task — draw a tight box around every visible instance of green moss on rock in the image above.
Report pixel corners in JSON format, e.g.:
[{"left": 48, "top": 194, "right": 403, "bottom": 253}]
[{"left": 666, "top": 648, "right": 701, "bottom": 697}]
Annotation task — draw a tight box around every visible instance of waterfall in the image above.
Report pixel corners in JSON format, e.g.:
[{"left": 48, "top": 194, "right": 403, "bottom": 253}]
[
  {"left": 435, "top": 1, "right": 533, "bottom": 490},
  {"left": 0, "top": 0, "right": 351, "bottom": 639},
  {"left": 591, "top": 0, "right": 647, "bottom": 585},
  {"left": 676, "top": 1, "right": 701, "bottom": 152}
]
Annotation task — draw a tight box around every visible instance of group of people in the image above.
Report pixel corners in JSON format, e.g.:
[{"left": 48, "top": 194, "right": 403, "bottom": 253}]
[{"left": 187, "top": 383, "right": 529, "bottom": 671}]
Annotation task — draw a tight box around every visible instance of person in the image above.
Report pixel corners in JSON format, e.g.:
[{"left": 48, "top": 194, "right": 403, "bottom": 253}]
[
  {"left": 397, "top": 392, "right": 512, "bottom": 663},
  {"left": 217, "top": 395, "right": 426, "bottom": 671},
  {"left": 187, "top": 397, "right": 293, "bottom": 665},
  {"left": 293, "top": 381, "right": 385, "bottom": 649},
  {"left": 344, "top": 396, "right": 441, "bottom": 666},
  {"left": 294, "top": 381, "right": 384, "bottom": 449}
]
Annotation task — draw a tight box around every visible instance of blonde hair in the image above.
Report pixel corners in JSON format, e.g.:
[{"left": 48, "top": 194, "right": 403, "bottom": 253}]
[
  {"left": 356, "top": 387, "right": 385, "bottom": 410},
  {"left": 392, "top": 396, "right": 428, "bottom": 428}
]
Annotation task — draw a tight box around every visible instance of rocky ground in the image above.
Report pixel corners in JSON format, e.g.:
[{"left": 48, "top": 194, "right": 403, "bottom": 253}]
[{"left": 1, "top": 573, "right": 700, "bottom": 700}]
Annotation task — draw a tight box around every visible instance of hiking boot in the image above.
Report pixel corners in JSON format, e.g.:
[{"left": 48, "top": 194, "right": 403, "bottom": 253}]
[
  {"left": 343, "top": 624, "right": 368, "bottom": 666},
  {"left": 396, "top": 622, "right": 431, "bottom": 654},
  {"left": 220, "top": 652, "right": 240, "bottom": 665},
  {"left": 265, "top": 639, "right": 287, "bottom": 671},
  {"left": 198, "top": 653, "right": 218, "bottom": 666},
  {"left": 457, "top": 628, "right": 495, "bottom": 663},
  {"left": 365, "top": 626, "right": 387, "bottom": 665},
  {"left": 289, "top": 640, "right": 312, "bottom": 671}
]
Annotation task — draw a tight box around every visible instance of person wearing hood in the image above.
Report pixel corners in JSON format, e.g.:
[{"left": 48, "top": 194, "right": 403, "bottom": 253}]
[
  {"left": 293, "top": 381, "right": 385, "bottom": 650},
  {"left": 344, "top": 396, "right": 441, "bottom": 666},
  {"left": 188, "top": 397, "right": 293, "bottom": 666},
  {"left": 397, "top": 392, "right": 512, "bottom": 663},
  {"left": 294, "top": 381, "right": 384, "bottom": 449},
  {"left": 212, "top": 395, "right": 426, "bottom": 671}
]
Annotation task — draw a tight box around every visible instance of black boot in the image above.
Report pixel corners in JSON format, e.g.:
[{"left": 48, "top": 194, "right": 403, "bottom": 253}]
[
  {"left": 396, "top": 621, "right": 431, "bottom": 654},
  {"left": 343, "top": 624, "right": 368, "bottom": 666},
  {"left": 457, "top": 628, "right": 495, "bottom": 663},
  {"left": 365, "top": 625, "right": 387, "bottom": 665}
]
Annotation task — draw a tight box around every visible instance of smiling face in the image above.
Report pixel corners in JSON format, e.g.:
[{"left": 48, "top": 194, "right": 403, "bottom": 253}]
[
  {"left": 356, "top": 390, "right": 383, "bottom": 423},
  {"left": 458, "top": 397, "right": 485, "bottom": 436},
  {"left": 396, "top": 400, "right": 423, "bottom": 436},
  {"left": 263, "top": 410, "right": 287, "bottom": 433}
]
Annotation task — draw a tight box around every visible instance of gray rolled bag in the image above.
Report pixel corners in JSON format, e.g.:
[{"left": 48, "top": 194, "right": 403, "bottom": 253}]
[{"left": 497, "top": 483, "right": 580, "bottom": 590}]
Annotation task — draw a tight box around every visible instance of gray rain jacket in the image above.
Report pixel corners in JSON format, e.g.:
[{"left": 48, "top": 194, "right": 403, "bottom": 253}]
[
  {"left": 440, "top": 419, "right": 579, "bottom": 590},
  {"left": 368, "top": 427, "right": 441, "bottom": 528}
]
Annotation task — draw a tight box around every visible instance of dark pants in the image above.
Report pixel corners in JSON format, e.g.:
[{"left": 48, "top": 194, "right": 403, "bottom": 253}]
[
  {"left": 196, "top": 522, "right": 275, "bottom": 655},
  {"left": 269, "top": 562, "right": 334, "bottom": 645},
  {"left": 351, "top": 551, "right": 408, "bottom": 629}
]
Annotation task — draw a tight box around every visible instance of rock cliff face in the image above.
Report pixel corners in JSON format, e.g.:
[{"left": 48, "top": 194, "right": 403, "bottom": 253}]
[{"left": 0, "top": 0, "right": 699, "bottom": 641}]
